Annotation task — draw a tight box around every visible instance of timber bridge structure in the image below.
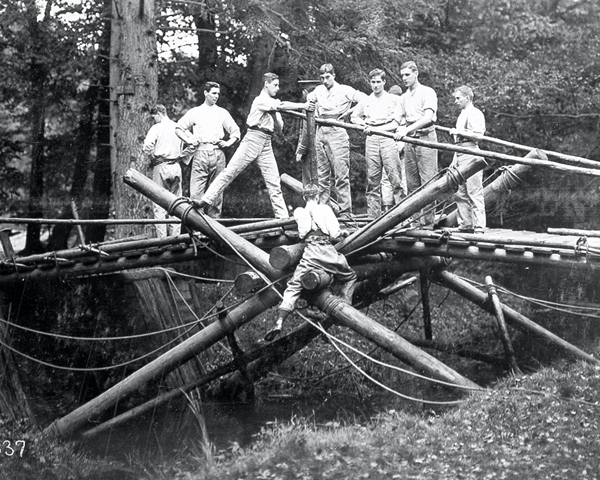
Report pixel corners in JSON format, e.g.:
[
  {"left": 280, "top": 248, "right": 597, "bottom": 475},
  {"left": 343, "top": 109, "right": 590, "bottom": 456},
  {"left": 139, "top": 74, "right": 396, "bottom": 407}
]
[{"left": 1, "top": 112, "right": 600, "bottom": 441}]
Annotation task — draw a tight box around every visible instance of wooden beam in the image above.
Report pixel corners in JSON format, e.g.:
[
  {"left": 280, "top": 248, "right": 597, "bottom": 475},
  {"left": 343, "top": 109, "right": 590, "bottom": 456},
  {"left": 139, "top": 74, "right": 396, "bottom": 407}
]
[
  {"left": 313, "top": 290, "right": 480, "bottom": 390},
  {"left": 435, "top": 125, "right": 600, "bottom": 170},
  {"left": 337, "top": 149, "right": 547, "bottom": 256},
  {"left": 485, "top": 276, "right": 521, "bottom": 375},
  {"left": 433, "top": 269, "right": 600, "bottom": 365},
  {"left": 44, "top": 288, "right": 281, "bottom": 438}
]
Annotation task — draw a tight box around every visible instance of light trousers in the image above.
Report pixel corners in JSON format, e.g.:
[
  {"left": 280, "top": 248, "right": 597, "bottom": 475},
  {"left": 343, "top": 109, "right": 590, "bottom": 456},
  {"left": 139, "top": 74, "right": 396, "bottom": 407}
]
[
  {"left": 454, "top": 151, "right": 486, "bottom": 229},
  {"left": 405, "top": 131, "right": 438, "bottom": 227},
  {"left": 316, "top": 126, "right": 352, "bottom": 216},
  {"left": 190, "top": 148, "right": 226, "bottom": 218},
  {"left": 202, "top": 130, "right": 288, "bottom": 219},
  {"left": 152, "top": 162, "right": 182, "bottom": 237}
]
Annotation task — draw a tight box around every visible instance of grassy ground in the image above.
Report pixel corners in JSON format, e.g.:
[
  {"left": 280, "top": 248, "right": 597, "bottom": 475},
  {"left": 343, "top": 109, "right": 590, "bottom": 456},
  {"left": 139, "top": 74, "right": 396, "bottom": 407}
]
[{"left": 151, "top": 356, "right": 600, "bottom": 480}]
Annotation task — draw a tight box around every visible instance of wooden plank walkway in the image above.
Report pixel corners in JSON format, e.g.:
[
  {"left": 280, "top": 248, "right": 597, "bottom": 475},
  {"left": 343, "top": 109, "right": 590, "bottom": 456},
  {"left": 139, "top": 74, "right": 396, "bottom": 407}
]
[{"left": 1, "top": 225, "right": 600, "bottom": 283}]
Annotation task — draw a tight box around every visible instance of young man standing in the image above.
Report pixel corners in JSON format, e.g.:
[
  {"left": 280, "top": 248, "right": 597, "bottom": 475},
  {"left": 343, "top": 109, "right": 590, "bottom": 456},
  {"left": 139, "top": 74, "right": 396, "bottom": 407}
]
[
  {"left": 298, "top": 64, "right": 366, "bottom": 219},
  {"left": 264, "top": 185, "right": 356, "bottom": 341},
  {"left": 393, "top": 61, "right": 439, "bottom": 229},
  {"left": 143, "top": 104, "right": 184, "bottom": 238},
  {"left": 175, "top": 82, "right": 240, "bottom": 218},
  {"left": 449, "top": 85, "right": 487, "bottom": 233},
  {"left": 196, "top": 73, "right": 313, "bottom": 219},
  {"left": 351, "top": 69, "right": 402, "bottom": 219}
]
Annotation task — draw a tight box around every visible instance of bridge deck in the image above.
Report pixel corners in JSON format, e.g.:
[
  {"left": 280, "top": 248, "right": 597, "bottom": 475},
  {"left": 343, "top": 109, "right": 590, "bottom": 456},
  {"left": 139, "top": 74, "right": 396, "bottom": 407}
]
[{"left": 1, "top": 222, "right": 599, "bottom": 284}]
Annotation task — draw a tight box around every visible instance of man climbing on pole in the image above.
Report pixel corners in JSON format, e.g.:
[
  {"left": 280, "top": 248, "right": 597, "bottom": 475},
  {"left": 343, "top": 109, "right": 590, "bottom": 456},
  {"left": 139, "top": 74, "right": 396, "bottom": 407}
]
[{"left": 264, "top": 185, "right": 356, "bottom": 341}]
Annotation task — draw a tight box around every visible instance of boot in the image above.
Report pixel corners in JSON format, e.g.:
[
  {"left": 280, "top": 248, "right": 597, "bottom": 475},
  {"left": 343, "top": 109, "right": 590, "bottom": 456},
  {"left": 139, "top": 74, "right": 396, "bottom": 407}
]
[{"left": 264, "top": 310, "right": 290, "bottom": 342}]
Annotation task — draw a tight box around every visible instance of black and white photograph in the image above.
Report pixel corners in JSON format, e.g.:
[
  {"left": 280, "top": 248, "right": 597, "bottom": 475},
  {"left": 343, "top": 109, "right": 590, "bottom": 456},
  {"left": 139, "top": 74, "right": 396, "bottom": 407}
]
[{"left": 1, "top": 0, "right": 599, "bottom": 478}]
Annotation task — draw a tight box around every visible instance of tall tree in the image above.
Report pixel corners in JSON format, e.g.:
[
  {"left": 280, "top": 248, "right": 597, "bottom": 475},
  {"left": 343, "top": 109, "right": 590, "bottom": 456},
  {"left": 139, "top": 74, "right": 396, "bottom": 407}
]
[{"left": 111, "top": 0, "right": 158, "bottom": 239}]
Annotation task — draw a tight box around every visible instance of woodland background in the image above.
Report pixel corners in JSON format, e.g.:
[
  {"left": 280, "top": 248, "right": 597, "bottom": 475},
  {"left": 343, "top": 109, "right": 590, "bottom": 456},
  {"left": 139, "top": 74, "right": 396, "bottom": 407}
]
[{"left": 1, "top": 0, "right": 600, "bottom": 254}]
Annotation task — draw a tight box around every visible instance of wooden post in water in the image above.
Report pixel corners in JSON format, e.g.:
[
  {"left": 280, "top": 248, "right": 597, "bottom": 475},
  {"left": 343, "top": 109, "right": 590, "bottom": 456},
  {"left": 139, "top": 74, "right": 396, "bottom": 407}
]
[
  {"left": 433, "top": 269, "right": 600, "bottom": 365},
  {"left": 485, "top": 276, "right": 522, "bottom": 375}
]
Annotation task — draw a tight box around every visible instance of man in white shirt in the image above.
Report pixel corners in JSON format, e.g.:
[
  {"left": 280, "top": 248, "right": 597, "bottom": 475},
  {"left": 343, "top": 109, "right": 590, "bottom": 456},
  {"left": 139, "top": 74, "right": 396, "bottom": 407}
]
[
  {"left": 143, "top": 104, "right": 184, "bottom": 237},
  {"left": 352, "top": 69, "right": 402, "bottom": 219},
  {"left": 196, "top": 73, "right": 313, "bottom": 219},
  {"left": 264, "top": 185, "right": 356, "bottom": 341},
  {"left": 176, "top": 82, "right": 241, "bottom": 218},
  {"left": 297, "top": 64, "right": 367, "bottom": 219},
  {"left": 449, "top": 85, "right": 487, "bottom": 233},
  {"left": 393, "top": 61, "right": 439, "bottom": 229}
]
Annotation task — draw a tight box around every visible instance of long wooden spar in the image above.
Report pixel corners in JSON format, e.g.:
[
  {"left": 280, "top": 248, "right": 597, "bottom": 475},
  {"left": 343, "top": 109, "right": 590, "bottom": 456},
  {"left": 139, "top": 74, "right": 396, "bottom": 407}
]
[
  {"left": 337, "top": 149, "right": 546, "bottom": 257},
  {"left": 434, "top": 125, "right": 600, "bottom": 170},
  {"left": 285, "top": 110, "right": 600, "bottom": 177}
]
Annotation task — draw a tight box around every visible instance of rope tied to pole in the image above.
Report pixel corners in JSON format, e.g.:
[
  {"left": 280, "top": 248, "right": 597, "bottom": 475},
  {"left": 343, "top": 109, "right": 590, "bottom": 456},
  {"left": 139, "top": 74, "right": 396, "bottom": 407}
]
[
  {"left": 445, "top": 166, "right": 467, "bottom": 191},
  {"left": 498, "top": 165, "right": 525, "bottom": 192}
]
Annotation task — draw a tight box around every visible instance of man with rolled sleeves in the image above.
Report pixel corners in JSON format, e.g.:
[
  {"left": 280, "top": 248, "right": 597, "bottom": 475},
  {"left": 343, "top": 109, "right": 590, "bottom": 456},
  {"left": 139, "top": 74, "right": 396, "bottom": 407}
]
[
  {"left": 176, "top": 81, "right": 240, "bottom": 218},
  {"left": 449, "top": 85, "right": 487, "bottom": 233},
  {"left": 298, "top": 64, "right": 366, "bottom": 218},
  {"left": 351, "top": 69, "right": 402, "bottom": 219},
  {"left": 196, "top": 73, "right": 313, "bottom": 219},
  {"left": 393, "top": 61, "right": 438, "bottom": 229},
  {"left": 143, "top": 104, "right": 184, "bottom": 238}
]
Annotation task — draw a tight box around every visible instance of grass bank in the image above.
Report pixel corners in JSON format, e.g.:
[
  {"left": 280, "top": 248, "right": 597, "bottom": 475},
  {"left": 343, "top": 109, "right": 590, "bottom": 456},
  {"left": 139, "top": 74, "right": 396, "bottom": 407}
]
[{"left": 159, "top": 354, "right": 600, "bottom": 480}]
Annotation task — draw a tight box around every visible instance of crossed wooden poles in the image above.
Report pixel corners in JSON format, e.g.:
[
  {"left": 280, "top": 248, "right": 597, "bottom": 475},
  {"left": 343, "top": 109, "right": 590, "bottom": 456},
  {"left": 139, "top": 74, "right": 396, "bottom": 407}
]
[{"left": 43, "top": 133, "right": 600, "bottom": 439}]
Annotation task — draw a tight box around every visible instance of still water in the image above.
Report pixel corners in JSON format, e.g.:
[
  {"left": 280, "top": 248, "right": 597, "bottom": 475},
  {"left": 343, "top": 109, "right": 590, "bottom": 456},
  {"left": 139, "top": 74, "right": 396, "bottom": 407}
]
[{"left": 81, "top": 392, "right": 382, "bottom": 464}]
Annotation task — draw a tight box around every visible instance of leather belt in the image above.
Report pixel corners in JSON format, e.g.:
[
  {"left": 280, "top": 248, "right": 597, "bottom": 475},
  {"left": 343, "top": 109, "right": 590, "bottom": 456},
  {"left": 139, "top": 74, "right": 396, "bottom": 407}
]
[{"left": 247, "top": 125, "right": 274, "bottom": 136}]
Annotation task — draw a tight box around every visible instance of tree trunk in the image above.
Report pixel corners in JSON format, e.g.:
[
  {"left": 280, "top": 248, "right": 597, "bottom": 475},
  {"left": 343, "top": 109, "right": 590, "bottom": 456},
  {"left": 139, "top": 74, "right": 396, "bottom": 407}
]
[
  {"left": 111, "top": 0, "right": 157, "bottom": 239},
  {"left": 48, "top": 85, "right": 99, "bottom": 250},
  {"left": 24, "top": 2, "right": 53, "bottom": 254},
  {"left": 88, "top": 1, "right": 113, "bottom": 244}
]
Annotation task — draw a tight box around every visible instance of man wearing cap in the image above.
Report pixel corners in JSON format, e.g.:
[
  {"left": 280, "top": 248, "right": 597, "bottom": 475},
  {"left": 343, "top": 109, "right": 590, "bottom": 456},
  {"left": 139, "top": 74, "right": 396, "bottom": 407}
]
[
  {"left": 143, "top": 104, "right": 184, "bottom": 237},
  {"left": 351, "top": 69, "right": 402, "bottom": 219},
  {"left": 196, "top": 73, "right": 313, "bottom": 219},
  {"left": 448, "top": 85, "right": 487, "bottom": 233},
  {"left": 264, "top": 184, "right": 356, "bottom": 341},
  {"left": 175, "top": 82, "right": 240, "bottom": 218},
  {"left": 393, "top": 61, "right": 439, "bottom": 229},
  {"left": 297, "top": 64, "right": 367, "bottom": 219}
]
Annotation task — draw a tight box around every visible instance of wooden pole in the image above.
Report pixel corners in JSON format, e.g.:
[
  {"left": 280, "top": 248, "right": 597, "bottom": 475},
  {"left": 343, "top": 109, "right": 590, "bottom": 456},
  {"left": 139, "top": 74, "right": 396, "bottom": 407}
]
[
  {"left": 281, "top": 173, "right": 303, "bottom": 194},
  {"left": 548, "top": 228, "right": 600, "bottom": 238},
  {"left": 234, "top": 271, "right": 267, "bottom": 295},
  {"left": 0, "top": 229, "right": 15, "bottom": 259},
  {"left": 420, "top": 269, "right": 432, "bottom": 340},
  {"left": 301, "top": 270, "right": 332, "bottom": 290},
  {"left": 434, "top": 125, "right": 600, "bottom": 170},
  {"left": 305, "top": 109, "right": 318, "bottom": 187},
  {"left": 433, "top": 269, "right": 600, "bottom": 365},
  {"left": 353, "top": 276, "right": 418, "bottom": 310},
  {"left": 44, "top": 288, "right": 281, "bottom": 438},
  {"left": 313, "top": 290, "right": 480, "bottom": 389},
  {"left": 441, "top": 163, "right": 532, "bottom": 227},
  {"left": 123, "top": 169, "right": 281, "bottom": 281},
  {"left": 485, "top": 276, "right": 522, "bottom": 375},
  {"left": 80, "top": 315, "right": 327, "bottom": 439},
  {"left": 338, "top": 149, "right": 547, "bottom": 256},
  {"left": 284, "top": 111, "right": 600, "bottom": 177}
]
